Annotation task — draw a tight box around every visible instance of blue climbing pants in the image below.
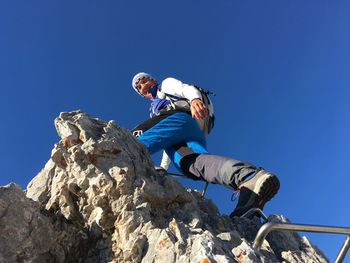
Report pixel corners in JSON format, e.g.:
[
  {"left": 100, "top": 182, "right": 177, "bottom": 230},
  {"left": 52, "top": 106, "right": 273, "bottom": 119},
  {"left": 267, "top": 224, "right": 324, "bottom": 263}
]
[{"left": 137, "top": 112, "right": 258, "bottom": 188}]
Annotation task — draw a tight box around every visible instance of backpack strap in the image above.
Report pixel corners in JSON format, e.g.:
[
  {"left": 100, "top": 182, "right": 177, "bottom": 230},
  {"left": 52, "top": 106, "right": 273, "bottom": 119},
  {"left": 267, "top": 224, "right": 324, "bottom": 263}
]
[{"left": 162, "top": 92, "right": 190, "bottom": 111}]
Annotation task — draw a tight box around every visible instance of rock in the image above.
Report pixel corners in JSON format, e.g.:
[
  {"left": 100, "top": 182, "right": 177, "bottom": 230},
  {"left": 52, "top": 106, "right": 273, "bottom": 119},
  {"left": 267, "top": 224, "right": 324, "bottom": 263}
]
[
  {"left": 0, "top": 183, "right": 87, "bottom": 262},
  {"left": 0, "top": 111, "right": 329, "bottom": 262}
]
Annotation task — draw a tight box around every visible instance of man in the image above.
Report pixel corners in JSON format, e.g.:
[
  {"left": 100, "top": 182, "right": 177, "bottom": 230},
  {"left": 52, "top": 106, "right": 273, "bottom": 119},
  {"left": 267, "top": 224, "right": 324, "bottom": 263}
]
[{"left": 131, "top": 72, "right": 280, "bottom": 217}]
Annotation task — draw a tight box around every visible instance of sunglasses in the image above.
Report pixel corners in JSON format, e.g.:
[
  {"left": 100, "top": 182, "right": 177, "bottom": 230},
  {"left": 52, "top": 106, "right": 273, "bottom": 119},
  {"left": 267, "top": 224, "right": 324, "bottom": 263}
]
[{"left": 136, "top": 77, "right": 151, "bottom": 90}]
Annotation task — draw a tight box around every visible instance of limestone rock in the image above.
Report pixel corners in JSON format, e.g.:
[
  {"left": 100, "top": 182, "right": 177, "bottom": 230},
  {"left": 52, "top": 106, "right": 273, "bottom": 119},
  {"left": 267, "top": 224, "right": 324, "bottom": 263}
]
[
  {"left": 0, "top": 183, "right": 87, "bottom": 263},
  {"left": 0, "top": 111, "right": 329, "bottom": 262}
]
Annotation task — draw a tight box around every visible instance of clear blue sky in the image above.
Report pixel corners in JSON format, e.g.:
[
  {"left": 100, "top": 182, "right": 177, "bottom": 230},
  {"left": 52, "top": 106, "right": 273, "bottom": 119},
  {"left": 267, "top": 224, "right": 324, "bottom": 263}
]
[{"left": 1, "top": 1, "right": 349, "bottom": 261}]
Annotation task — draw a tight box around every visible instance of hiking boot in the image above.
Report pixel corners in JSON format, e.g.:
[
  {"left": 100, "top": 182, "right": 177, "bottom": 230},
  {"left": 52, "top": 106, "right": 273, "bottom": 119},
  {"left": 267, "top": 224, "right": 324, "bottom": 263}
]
[{"left": 230, "top": 169, "right": 280, "bottom": 218}]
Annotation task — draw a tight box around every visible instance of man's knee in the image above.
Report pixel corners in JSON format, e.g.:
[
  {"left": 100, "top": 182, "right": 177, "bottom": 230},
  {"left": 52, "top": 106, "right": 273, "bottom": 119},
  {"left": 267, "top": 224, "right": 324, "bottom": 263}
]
[{"left": 179, "top": 153, "right": 202, "bottom": 181}]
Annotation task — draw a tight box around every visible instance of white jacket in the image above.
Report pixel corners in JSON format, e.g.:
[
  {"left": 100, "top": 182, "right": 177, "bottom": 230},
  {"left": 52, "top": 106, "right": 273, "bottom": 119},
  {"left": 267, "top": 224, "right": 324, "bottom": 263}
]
[
  {"left": 157, "top": 77, "right": 214, "bottom": 170},
  {"left": 157, "top": 77, "right": 202, "bottom": 102}
]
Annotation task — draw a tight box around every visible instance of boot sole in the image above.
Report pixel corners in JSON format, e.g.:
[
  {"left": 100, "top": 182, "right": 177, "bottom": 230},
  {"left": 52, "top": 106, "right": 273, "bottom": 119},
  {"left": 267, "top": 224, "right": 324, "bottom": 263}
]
[
  {"left": 230, "top": 172, "right": 280, "bottom": 218},
  {"left": 255, "top": 174, "right": 280, "bottom": 209}
]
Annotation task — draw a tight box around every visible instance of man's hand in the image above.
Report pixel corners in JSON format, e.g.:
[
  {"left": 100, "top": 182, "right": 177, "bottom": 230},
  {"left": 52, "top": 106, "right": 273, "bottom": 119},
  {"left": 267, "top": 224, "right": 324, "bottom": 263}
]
[{"left": 190, "top": 98, "right": 209, "bottom": 119}]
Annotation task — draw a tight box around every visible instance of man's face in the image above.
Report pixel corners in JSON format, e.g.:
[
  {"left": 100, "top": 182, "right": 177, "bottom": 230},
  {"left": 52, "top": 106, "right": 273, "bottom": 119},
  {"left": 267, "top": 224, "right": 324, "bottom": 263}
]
[{"left": 136, "top": 77, "right": 157, "bottom": 99}]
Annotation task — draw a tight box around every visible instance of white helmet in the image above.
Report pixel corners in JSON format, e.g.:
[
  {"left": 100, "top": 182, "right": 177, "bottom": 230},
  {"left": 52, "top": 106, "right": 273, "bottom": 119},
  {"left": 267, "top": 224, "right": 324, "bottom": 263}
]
[{"left": 131, "top": 72, "right": 156, "bottom": 96}]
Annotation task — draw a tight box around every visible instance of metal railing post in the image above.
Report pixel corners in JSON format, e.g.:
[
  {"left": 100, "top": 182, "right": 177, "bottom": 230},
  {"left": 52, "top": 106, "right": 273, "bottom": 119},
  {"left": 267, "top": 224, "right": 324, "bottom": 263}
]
[
  {"left": 253, "top": 222, "right": 350, "bottom": 263},
  {"left": 335, "top": 235, "right": 350, "bottom": 263},
  {"left": 201, "top": 182, "right": 209, "bottom": 198},
  {"left": 240, "top": 208, "right": 269, "bottom": 222}
]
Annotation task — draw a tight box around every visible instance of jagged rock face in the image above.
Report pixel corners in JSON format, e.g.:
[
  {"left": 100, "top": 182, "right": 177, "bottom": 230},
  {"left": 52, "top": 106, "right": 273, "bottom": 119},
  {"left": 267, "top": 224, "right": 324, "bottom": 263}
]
[
  {"left": 0, "top": 183, "right": 87, "bottom": 263},
  {"left": 0, "top": 111, "right": 329, "bottom": 262}
]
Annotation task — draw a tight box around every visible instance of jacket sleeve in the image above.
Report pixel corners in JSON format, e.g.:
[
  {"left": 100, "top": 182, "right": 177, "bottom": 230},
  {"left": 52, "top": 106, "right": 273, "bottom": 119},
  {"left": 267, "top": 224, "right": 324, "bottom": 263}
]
[{"left": 160, "top": 77, "right": 202, "bottom": 102}]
